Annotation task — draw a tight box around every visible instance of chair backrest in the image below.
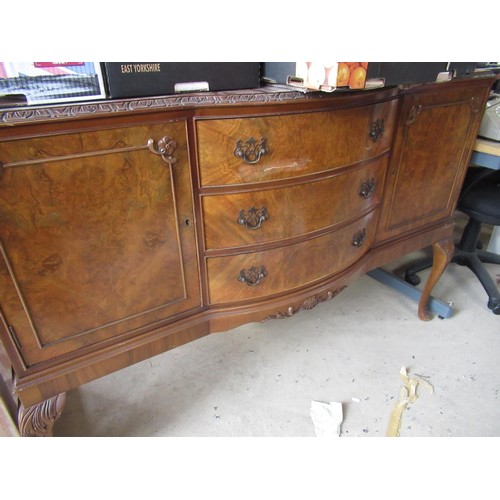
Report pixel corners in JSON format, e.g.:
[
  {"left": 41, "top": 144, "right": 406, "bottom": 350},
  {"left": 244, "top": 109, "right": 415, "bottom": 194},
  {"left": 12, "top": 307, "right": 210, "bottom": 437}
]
[
  {"left": 460, "top": 166, "right": 497, "bottom": 199},
  {"left": 458, "top": 167, "right": 500, "bottom": 226}
]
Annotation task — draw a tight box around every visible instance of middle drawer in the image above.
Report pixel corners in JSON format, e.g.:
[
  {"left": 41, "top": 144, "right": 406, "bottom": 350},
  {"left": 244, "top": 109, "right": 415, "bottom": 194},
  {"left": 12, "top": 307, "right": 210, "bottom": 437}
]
[{"left": 202, "top": 157, "right": 386, "bottom": 251}]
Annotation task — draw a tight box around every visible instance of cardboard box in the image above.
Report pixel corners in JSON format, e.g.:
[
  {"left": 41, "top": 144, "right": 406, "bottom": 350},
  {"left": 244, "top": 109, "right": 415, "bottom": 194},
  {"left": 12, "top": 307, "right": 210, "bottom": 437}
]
[
  {"left": 0, "top": 62, "right": 106, "bottom": 105},
  {"left": 103, "top": 62, "right": 261, "bottom": 99},
  {"left": 261, "top": 62, "right": 368, "bottom": 91}
]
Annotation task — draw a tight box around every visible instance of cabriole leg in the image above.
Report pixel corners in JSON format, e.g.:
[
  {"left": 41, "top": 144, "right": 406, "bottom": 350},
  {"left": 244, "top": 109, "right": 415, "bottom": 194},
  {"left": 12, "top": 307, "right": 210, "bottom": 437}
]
[{"left": 418, "top": 238, "right": 454, "bottom": 321}]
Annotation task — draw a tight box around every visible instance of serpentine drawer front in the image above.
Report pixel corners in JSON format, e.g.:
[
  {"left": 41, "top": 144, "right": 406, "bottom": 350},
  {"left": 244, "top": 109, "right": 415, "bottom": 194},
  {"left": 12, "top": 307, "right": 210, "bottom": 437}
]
[
  {"left": 196, "top": 99, "right": 397, "bottom": 186},
  {"left": 202, "top": 157, "right": 386, "bottom": 250},
  {"left": 206, "top": 210, "right": 377, "bottom": 305}
]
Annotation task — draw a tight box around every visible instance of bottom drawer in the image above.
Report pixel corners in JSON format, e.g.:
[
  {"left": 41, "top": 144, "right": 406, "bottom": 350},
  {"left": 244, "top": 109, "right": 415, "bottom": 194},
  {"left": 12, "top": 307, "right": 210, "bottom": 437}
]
[{"left": 207, "top": 210, "right": 377, "bottom": 304}]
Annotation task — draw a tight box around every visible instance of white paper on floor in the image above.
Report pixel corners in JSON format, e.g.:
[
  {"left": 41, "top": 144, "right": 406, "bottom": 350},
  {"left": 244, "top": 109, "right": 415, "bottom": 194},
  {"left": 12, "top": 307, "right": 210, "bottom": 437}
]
[{"left": 310, "top": 401, "right": 343, "bottom": 437}]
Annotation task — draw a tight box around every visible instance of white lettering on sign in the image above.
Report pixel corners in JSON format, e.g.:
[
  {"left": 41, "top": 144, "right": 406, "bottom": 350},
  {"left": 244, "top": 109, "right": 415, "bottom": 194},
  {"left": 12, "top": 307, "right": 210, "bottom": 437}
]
[{"left": 120, "top": 64, "right": 161, "bottom": 74}]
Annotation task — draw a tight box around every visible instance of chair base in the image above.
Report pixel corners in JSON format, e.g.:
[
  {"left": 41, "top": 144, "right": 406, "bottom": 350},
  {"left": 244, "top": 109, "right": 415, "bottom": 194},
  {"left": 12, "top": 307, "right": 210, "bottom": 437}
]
[{"left": 404, "top": 247, "right": 500, "bottom": 315}]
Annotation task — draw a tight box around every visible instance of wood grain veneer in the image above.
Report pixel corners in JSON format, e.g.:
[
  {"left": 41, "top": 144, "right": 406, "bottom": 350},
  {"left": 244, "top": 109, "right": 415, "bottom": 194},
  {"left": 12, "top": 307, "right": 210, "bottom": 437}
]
[
  {"left": 202, "top": 156, "right": 387, "bottom": 251},
  {"left": 196, "top": 99, "right": 397, "bottom": 186},
  {"left": 0, "top": 77, "right": 494, "bottom": 435}
]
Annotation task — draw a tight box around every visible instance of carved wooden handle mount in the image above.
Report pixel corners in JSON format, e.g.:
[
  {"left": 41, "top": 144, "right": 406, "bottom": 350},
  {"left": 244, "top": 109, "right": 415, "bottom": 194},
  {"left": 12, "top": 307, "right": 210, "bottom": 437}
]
[
  {"left": 352, "top": 228, "right": 367, "bottom": 247},
  {"left": 369, "top": 119, "right": 385, "bottom": 142},
  {"left": 237, "top": 207, "right": 269, "bottom": 230},
  {"left": 359, "top": 177, "right": 376, "bottom": 199},
  {"left": 148, "top": 136, "right": 178, "bottom": 167},
  {"left": 234, "top": 137, "right": 268, "bottom": 164},
  {"left": 238, "top": 266, "right": 267, "bottom": 286}
]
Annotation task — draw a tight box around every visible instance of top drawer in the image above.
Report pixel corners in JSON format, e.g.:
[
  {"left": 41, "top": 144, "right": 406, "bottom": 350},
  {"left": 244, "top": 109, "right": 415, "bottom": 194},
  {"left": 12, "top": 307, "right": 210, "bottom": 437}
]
[{"left": 196, "top": 98, "right": 397, "bottom": 187}]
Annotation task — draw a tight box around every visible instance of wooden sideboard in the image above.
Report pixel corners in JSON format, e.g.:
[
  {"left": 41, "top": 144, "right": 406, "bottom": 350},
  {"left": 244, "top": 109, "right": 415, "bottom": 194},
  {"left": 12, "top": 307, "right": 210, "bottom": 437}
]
[{"left": 0, "top": 76, "right": 493, "bottom": 436}]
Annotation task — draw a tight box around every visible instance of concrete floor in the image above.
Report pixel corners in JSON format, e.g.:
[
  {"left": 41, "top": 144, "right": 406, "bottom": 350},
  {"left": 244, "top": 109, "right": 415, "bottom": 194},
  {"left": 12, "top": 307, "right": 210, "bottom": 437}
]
[{"left": 54, "top": 243, "right": 500, "bottom": 437}]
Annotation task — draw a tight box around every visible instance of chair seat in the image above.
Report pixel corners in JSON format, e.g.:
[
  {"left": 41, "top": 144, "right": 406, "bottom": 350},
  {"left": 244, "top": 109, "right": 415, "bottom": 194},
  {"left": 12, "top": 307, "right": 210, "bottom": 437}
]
[{"left": 459, "top": 167, "right": 500, "bottom": 225}]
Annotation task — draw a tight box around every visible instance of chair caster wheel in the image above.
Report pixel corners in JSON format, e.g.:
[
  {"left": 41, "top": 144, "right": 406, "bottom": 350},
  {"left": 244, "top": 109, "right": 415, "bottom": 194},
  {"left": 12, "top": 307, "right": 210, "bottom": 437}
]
[
  {"left": 404, "top": 273, "right": 421, "bottom": 286},
  {"left": 487, "top": 299, "right": 500, "bottom": 315}
]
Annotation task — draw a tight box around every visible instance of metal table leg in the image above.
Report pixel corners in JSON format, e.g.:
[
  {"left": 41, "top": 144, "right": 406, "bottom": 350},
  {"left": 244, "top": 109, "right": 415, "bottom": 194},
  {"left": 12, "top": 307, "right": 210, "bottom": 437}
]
[{"left": 367, "top": 268, "right": 454, "bottom": 319}]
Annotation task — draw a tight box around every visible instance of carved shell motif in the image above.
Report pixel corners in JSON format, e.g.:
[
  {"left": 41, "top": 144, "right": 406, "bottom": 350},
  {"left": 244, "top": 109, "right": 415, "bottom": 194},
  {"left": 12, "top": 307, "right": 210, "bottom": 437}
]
[{"left": 262, "top": 286, "right": 346, "bottom": 322}]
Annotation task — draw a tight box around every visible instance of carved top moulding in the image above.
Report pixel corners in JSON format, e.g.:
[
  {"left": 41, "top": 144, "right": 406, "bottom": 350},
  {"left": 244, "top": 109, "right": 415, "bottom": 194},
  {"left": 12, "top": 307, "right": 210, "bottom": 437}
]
[
  {"left": 0, "top": 84, "right": 400, "bottom": 126},
  {"left": 0, "top": 86, "right": 311, "bottom": 125}
]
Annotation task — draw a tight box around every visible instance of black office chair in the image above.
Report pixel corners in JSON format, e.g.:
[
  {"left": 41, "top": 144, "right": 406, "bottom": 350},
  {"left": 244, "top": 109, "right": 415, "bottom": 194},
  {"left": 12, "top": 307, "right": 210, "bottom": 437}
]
[{"left": 404, "top": 166, "right": 500, "bottom": 314}]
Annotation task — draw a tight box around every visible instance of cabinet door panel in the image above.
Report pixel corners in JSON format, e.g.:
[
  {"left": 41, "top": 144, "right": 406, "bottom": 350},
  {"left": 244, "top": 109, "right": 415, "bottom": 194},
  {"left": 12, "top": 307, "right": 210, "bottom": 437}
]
[
  {"left": 375, "top": 82, "right": 490, "bottom": 242},
  {"left": 0, "top": 121, "right": 200, "bottom": 366}
]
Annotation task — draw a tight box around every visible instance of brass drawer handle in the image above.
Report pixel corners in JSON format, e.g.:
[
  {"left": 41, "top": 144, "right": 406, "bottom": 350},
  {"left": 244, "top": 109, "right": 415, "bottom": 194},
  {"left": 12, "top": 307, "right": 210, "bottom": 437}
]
[
  {"left": 352, "top": 228, "right": 366, "bottom": 247},
  {"left": 234, "top": 137, "right": 268, "bottom": 164},
  {"left": 359, "top": 177, "right": 376, "bottom": 199},
  {"left": 238, "top": 266, "right": 267, "bottom": 286},
  {"left": 148, "top": 136, "right": 178, "bottom": 167},
  {"left": 368, "top": 119, "right": 385, "bottom": 142},
  {"left": 237, "top": 207, "right": 269, "bottom": 230}
]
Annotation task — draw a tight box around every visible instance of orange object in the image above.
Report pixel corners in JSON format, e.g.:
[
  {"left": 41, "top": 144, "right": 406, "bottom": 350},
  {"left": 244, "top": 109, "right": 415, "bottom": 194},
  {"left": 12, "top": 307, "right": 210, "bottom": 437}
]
[
  {"left": 349, "top": 66, "right": 367, "bottom": 89},
  {"left": 337, "top": 62, "right": 368, "bottom": 89},
  {"left": 337, "top": 63, "right": 350, "bottom": 87}
]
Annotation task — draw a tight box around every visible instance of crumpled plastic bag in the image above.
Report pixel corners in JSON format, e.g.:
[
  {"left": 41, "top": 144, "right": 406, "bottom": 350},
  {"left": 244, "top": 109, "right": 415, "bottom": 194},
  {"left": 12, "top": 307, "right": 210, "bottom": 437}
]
[{"left": 310, "top": 401, "right": 343, "bottom": 437}]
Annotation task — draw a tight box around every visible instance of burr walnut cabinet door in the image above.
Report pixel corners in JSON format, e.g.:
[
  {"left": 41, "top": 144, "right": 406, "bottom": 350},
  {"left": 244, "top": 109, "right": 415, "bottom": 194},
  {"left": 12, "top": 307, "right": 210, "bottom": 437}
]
[
  {"left": 375, "top": 81, "right": 491, "bottom": 243},
  {"left": 0, "top": 121, "right": 200, "bottom": 367},
  {"left": 196, "top": 99, "right": 397, "bottom": 187},
  {"left": 202, "top": 156, "right": 387, "bottom": 250}
]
